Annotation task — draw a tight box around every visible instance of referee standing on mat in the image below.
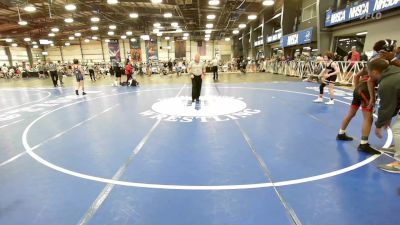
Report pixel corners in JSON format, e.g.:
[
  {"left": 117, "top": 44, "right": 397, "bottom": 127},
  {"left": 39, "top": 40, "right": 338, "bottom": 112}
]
[{"left": 188, "top": 53, "right": 206, "bottom": 103}]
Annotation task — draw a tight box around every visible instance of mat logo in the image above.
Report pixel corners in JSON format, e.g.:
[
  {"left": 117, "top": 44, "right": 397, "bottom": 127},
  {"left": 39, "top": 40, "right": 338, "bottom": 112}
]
[
  {"left": 0, "top": 95, "right": 81, "bottom": 122},
  {"left": 140, "top": 96, "right": 261, "bottom": 123}
]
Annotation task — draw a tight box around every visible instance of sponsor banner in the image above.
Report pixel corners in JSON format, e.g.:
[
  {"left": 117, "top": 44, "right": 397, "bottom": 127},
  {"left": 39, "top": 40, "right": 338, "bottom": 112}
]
[
  {"left": 325, "top": 0, "right": 400, "bottom": 27},
  {"left": 280, "top": 28, "right": 313, "bottom": 48},
  {"left": 145, "top": 38, "right": 158, "bottom": 62},
  {"left": 108, "top": 39, "right": 121, "bottom": 62},
  {"left": 129, "top": 39, "right": 142, "bottom": 62},
  {"left": 197, "top": 41, "right": 206, "bottom": 56},
  {"left": 175, "top": 38, "right": 186, "bottom": 59},
  {"left": 266, "top": 33, "right": 282, "bottom": 43}
]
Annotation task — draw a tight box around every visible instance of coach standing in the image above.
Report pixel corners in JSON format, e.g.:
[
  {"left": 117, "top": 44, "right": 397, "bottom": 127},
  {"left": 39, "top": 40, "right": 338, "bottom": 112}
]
[
  {"left": 48, "top": 60, "right": 58, "bottom": 87},
  {"left": 188, "top": 53, "right": 205, "bottom": 102}
]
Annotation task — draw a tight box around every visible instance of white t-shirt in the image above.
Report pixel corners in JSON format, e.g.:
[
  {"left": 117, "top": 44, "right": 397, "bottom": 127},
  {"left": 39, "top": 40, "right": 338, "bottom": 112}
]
[
  {"left": 188, "top": 61, "right": 205, "bottom": 76},
  {"left": 212, "top": 59, "right": 218, "bottom": 66}
]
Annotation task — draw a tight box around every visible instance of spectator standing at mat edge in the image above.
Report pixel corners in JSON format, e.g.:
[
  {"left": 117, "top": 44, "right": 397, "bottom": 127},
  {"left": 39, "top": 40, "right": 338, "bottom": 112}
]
[
  {"left": 188, "top": 53, "right": 205, "bottom": 103},
  {"left": 72, "top": 59, "right": 86, "bottom": 96},
  {"left": 369, "top": 58, "right": 400, "bottom": 173}
]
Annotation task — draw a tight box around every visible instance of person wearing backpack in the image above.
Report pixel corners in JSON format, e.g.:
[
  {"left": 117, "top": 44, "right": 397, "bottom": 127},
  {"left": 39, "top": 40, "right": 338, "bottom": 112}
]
[{"left": 72, "top": 59, "right": 86, "bottom": 95}]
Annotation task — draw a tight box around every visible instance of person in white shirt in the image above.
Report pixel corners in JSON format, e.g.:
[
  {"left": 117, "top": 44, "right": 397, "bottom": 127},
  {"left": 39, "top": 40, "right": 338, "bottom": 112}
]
[
  {"left": 188, "top": 53, "right": 205, "bottom": 103},
  {"left": 212, "top": 57, "right": 218, "bottom": 80}
]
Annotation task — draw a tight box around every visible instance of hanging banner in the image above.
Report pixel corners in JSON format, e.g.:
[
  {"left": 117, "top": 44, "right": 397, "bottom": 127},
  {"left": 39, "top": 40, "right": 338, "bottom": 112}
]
[
  {"left": 145, "top": 38, "right": 158, "bottom": 62},
  {"left": 325, "top": 0, "right": 400, "bottom": 27},
  {"left": 108, "top": 39, "right": 121, "bottom": 62},
  {"left": 280, "top": 28, "right": 314, "bottom": 48},
  {"left": 197, "top": 41, "right": 206, "bottom": 56},
  {"left": 129, "top": 39, "right": 142, "bottom": 62},
  {"left": 175, "top": 38, "right": 186, "bottom": 59}
]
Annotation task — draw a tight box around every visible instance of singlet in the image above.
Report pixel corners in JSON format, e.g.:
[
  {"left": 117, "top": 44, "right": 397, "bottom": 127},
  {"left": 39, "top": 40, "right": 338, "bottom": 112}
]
[{"left": 326, "top": 61, "right": 335, "bottom": 75}]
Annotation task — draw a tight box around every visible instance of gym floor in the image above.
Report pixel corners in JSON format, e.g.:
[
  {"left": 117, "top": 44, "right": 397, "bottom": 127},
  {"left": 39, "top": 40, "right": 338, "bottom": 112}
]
[{"left": 0, "top": 72, "right": 399, "bottom": 225}]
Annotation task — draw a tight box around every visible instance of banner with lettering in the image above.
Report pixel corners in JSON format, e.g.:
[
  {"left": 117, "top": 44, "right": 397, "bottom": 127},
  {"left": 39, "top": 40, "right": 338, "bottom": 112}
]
[
  {"left": 325, "top": 0, "right": 400, "bottom": 27},
  {"left": 108, "top": 39, "right": 121, "bottom": 62},
  {"left": 280, "top": 28, "right": 314, "bottom": 48},
  {"left": 129, "top": 39, "right": 142, "bottom": 62},
  {"left": 145, "top": 39, "right": 158, "bottom": 62}
]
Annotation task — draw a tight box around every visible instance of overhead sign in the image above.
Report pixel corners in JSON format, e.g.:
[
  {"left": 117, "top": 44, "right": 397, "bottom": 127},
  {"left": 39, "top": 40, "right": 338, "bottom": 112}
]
[
  {"left": 325, "top": 0, "right": 400, "bottom": 27},
  {"left": 266, "top": 33, "right": 282, "bottom": 43},
  {"left": 254, "top": 40, "right": 263, "bottom": 47},
  {"left": 280, "top": 28, "right": 313, "bottom": 48}
]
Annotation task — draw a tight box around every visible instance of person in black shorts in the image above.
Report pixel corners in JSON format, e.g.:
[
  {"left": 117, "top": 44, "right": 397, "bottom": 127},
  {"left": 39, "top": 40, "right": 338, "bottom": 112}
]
[
  {"left": 313, "top": 52, "right": 340, "bottom": 105},
  {"left": 72, "top": 59, "right": 86, "bottom": 96},
  {"left": 336, "top": 39, "right": 400, "bottom": 154}
]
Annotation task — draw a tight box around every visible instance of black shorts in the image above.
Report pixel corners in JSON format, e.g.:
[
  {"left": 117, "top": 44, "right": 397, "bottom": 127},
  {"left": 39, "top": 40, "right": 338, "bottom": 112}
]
[
  {"left": 351, "top": 82, "right": 372, "bottom": 111},
  {"left": 324, "top": 75, "right": 337, "bottom": 84}
]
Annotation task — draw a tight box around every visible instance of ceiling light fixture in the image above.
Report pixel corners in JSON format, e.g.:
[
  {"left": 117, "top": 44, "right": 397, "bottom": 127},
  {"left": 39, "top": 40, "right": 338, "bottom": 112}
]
[
  {"left": 24, "top": 4, "right": 36, "bottom": 12},
  {"left": 183, "top": 33, "right": 189, "bottom": 37},
  {"left": 107, "top": 0, "right": 119, "bottom": 4},
  {"left": 225, "top": 37, "right": 231, "bottom": 41},
  {"left": 69, "top": 36, "right": 74, "bottom": 40},
  {"left": 126, "top": 31, "right": 133, "bottom": 36},
  {"left": 176, "top": 28, "right": 182, "bottom": 32},
  {"left": 205, "top": 34, "right": 211, "bottom": 38},
  {"left": 208, "top": 0, "right": 220, "bottom": 6},
  {"left": 109, "top": 25, "right": 117, "bottom": 30},
  {"left": 108, "top": 31, "right": 115, "bottom": 36},
  {"left": 121, "top": 35, "right": 127, "bottom": 39},
  {"left": 154, "top": 22, "right": 161, "bottom": 27},
  {"left": 205, "top": 37, "right": 210, "bottom": 41},
  {"left": 18, "top": 20, "right": 28, "bottom": 26},
  {"left": 248, "top": 15, "right": 257, "bottom": 20},
  {"left": 262, "top": 0, "right": 275, "bottom": 6},
  {"left": 84, "top": 39, "right": 90, "bottom": 43},
  {"left": 5, "top": 38, "right": 12, "bottom": 43},
  {"left": 65, "top": 4, "right": 76, "bottom": 11},
  {"left": 51, "top": 27, "right": 59, "bottom": 32},
  {"left": 11, "top": 43, "right": 18, "bottom": 47},
  {"left": 153, "top": 29, "right": 160, "bottom": 33},
  {"left": 130, "top": 38, "right": 137, "bottom": 42},
  {"left": 171, "top": 22, "right": 179, "bottom": 27},
  {"left": 206, "top": 24, "right": 213, "bottom": 28},
  {"left": 207, "top": 14, "right": 216, "bottom": 20},
  {"left": 164, "top": 12, "right": 172, "bottom": 18},
  {"left": 232, "top": 30, "right": 239, "bottom": 34},
  {"left": 33, "top": 45, "right": 39, "bottom": 48},
  {"left": 75, "top": 33, "right": 81, "bottom": 37},
  {"left": 65, "top": 42, "right": 70, "bottom": 46},
  {"left": 92, "top": 36, "right": 98, "bottom": 40},
  {"left": 64, "top": 18, "right": 74, "bottom": 23},
  {"left": 165, "top": 36, "right": 170, "bottom": 40},
  {"left": 32, "top": 41, "right": 37, "bottom": 44},
  {"left": 24, "top": 37, "right": 31, "bottom": 42},
  {"left": 151, "top": 0, "right": 162, "bottom": 3},
  {"left": 129, "top": 13, "right": 139, "bottom": 18},
  {"left": 49, "top": 33, "right": 55, "bottom": 37},
  {"left": 105, "top": 39, "right": 110, "bottom": 43},
  {"left": 183, "top": 36, "right": 188, "bottom": 40},
  {"left": 91, "top": 17, "right": 100, "bottom": 22},
  {"left": 157, "top": 32, "right": 163, "bottom": 37},
  {"left": 238, "top": 23, "right": 246, "bottom": 29},
  {"left": 205, "top": 30, "right": 212, "bottom": 34},
  {"left": 91, "top": 26, "right": 99, "bottom": 31}
]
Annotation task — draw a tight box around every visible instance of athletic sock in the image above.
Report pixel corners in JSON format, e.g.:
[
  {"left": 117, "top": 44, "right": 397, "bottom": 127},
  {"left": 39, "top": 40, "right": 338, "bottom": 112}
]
[
  {"left": 339, "top": 129, "right": 346, "bottom": 135},
  {"left": 360, "top": 136, "right": 368, "bottom": 145}
]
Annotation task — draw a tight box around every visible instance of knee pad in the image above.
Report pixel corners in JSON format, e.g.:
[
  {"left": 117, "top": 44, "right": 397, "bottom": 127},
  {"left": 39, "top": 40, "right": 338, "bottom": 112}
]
[{"left": 319, "top": 83, "right": 326, "bottom": 94}]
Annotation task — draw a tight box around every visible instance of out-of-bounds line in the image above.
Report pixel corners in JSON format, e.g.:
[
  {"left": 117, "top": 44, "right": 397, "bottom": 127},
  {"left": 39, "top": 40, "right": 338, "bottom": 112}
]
[
  {"left": 0, "top": 90, "right": 52, "bottom": 112},
  {"left": 0, "top": 119, "right": 24, "bottom": 129},
  {"left": 77, "top": 84, "right": 186, "bottom": 225},
  {"left": 21, "top": 86, "right": 390, "bottom": 190},
  {"left": 0, "top": 104, "right": 118, "bottom": 168}
]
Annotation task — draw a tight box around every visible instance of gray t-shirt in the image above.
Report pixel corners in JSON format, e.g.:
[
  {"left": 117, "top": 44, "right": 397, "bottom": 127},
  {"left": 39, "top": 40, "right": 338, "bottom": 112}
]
[{"left": 188, "top": 61, "right": 205, "bottom": 76}]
